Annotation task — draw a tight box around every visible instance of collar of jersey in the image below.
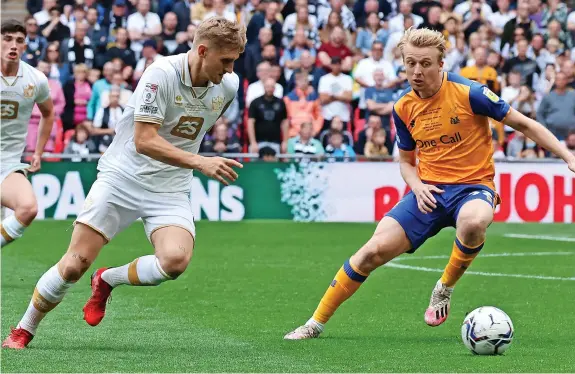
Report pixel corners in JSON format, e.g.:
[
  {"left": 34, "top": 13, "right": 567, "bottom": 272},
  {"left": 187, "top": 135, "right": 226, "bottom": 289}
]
[
  {"left": 412, "top": 72, "right": 446, "bottom": 101},
  {"left": 181, "top": 51, "right": 214, "bottom": 99},
  {"left": 0, "top": 60, "right": 24, "bottom": 79}
]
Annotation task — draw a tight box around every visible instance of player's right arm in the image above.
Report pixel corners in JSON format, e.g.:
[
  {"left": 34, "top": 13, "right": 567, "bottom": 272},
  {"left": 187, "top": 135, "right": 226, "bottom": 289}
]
[
  {"left": 133, "top": 67, "right": 242, "bottom": 186},
  {"left": 393, "top": 107, "right": 444, "bottom": 214}
]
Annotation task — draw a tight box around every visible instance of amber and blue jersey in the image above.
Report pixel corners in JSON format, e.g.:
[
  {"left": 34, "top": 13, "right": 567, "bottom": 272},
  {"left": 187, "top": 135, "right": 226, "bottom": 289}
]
[{"left": 392, "top": 72, "right": 510, "bottom": 192}]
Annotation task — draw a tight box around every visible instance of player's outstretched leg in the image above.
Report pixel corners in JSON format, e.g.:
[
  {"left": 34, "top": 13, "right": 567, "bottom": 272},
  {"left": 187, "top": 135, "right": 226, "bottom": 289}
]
[
  {"left": 425, "top": 198, "right": 493, "bottom": 327},
  {"left": 0, "top": 172, "right": 38, "bottom": 248},
  {"left": 84, "top": 226, "right": 194, "bottom": 326},
  {"left": 284, "top": 217, "right": 411, "bottom": 340},
  {"left": 2, "top": 223, "right": 106, "bottom": 349}
]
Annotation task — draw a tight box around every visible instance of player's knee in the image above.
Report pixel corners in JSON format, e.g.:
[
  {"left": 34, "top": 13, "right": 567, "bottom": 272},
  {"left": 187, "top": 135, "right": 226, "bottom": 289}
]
[
  {"left": 353, "top": 236, "right": 397, "bottom": 273},
  {"left": 58, "top": 256, "right": 92, "bottom": 282},
  {"left": 458, "top": 215, "right": 490, "bottom": 243},
  {"left": 157, "top": 250, "right": 192, "bottom": 279},
  {"left": 15, "top": 199, "right": 38, "bottom": 225}
]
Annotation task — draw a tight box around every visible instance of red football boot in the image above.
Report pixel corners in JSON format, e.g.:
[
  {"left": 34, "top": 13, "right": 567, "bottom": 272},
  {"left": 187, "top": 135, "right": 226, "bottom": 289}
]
[
  {"left": 83, "top": 268, "right": 113, "bottom": 326},
  {"left": 2, "top": 327, "right": 34, "bottom": 349}
]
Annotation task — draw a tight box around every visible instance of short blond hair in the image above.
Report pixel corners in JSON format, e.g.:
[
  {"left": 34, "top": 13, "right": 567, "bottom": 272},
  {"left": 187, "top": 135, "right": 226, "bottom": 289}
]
[
  {"left": 193, "top": 17, "right": 247, "bottom": 53},
  {"left": 397, "top": 27, "right": 447, "bottom": 62}
]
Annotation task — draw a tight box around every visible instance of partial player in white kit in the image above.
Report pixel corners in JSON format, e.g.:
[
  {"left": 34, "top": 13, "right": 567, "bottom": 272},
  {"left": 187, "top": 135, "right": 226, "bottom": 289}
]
[
  {"left": 1, "top": 20, "right": 55, "bottom": 249},
  {"left": 2, "top": 17, "right": 247, "bottom": 349}
]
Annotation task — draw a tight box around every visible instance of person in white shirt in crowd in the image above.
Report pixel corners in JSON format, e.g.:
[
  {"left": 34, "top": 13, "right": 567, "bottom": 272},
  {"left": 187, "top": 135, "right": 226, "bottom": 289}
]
[
  {"left": 486, "top": 0, "right": 515, "bottom": 51},
  {"left": 89, "top": 88, "right": 124, "bottom": 153},
  {"left": 245, "top": 61, "right": 283, "bottom": 107},
  {"left": 318, "top": 56, "right": 353, "bottom": 131},
  {"left": 282, "top": 0, "right": 319, "bottom": 49},
  {"left": 455, "top": 0, "right": 492, "bottom": 22},
  {"left": 100, "top": 72, "right": 133, "bottom": 109},
  {"left": 204, "top": 0, "right": 236, "bottom": 22},
  {"left": 133, "top": 39, "right": 163, "bottom": 82},
  {"left": 127, "top": 0, "right": 162, "bottom": 58},
  {"left": 388, "top": 0, "right": 423, "bottom": 34},
  {"left": 318, "top": 0, "right": 356, "bottom": 33},
  {"left": 384, "top": 15, "right": 414, "bottom": 61}
]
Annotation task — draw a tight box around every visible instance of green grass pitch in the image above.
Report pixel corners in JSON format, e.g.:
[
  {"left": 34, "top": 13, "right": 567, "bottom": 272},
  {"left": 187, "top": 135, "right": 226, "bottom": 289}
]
[{"left": 2, "top": 220, "right": 574, "bottom": 372}]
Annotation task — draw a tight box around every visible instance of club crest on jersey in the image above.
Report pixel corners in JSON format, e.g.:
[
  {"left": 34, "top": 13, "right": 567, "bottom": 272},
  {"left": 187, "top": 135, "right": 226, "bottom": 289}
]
[
  {"left": 212, "top": 96, "right": 224, "bottom": 112},
  {"left": 482, "top": 87, "right": 499, "bottom": 103},
  {"left": 175, "top": 95, "right": 183, "bottom": 106},
  {"left": 143, "top": 83, "right": 158, "bottom": 104},
  {"left": 23, "top": 84, "right": 35, "bottom": 98}
]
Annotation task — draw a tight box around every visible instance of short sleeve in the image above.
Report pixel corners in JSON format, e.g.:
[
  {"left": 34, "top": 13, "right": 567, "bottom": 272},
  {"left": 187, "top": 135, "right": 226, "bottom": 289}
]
[
  {"left": 468, "top": 83, "right": 510, "bottom": 122},
  {"left": 93, "top": 108, "right": 104, "bottom": 128},
  {"left": 392, "top": 106, "right": 416, "bottom": 151},
  {"left": 35, "top": 75, "right": 51, "bottom": 104},
  {"left": 248, "top": 99, "right": 258, "bottom": 119},
  {"left": 318, "top": 76, "right": 330, "bottom": 94},
  {"left": 343, "top": 76, "right": 353, "bottom": 91},
  {"left": 133, "top": 67, "right": 170, "bottom": 126}
]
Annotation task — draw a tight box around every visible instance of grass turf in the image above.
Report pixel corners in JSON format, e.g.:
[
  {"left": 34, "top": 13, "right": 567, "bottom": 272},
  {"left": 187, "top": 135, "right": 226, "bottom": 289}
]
[{"left": 2, "top": 221, "right": 574, "bottom": 372}]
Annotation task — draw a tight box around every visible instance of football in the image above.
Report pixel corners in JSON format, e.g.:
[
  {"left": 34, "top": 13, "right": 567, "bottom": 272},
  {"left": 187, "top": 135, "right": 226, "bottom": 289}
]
[{"left": 461, "top": 306, "right": 514, "bottom": 355}]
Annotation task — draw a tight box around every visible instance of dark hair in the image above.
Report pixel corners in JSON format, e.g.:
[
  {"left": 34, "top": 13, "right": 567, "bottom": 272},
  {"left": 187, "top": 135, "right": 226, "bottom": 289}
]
[{"left": 1, "top": 20, "right": 26, "bottom": 36}]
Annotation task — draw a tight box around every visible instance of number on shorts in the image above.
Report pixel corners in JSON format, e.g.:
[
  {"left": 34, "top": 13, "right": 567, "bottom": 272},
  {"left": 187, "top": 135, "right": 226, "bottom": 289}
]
[{"left": 171, "top": 116, "right": 204, "bottom": 140}]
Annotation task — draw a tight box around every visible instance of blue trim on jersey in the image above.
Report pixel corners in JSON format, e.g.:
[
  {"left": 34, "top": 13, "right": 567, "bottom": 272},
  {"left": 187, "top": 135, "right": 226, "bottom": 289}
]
[
  {"left": 343, "top": 259, "right": 367, "bottom": 283},
  {"left": 393, "top": 108, "right": 416, "bottom": 151},
  {"left": 455, "top": 236, "right": 484, "bottom": 254},
  {"left": 446, "top": 72, "right": 475, "bottom": 87},
  {"left": 395, "top": 86, "right": 413, "bottom": 101}
]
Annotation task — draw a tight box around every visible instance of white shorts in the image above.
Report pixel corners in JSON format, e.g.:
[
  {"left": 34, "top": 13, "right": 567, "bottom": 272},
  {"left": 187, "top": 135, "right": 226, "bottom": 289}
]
[
  {"left": 76, "top": 172, "right": 196, "bottom": 242},
  {"left": 0, "top": 162, "right": 29, "bottom": 185}
]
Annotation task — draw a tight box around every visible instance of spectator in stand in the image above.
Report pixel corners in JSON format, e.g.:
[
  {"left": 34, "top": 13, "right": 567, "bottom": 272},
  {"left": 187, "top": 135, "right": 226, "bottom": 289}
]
[
  {"left": 60, "top": 23, "right": 94, "bottom": 71},
  {"left": 500, "top": 1, "right": 536, "bottom": 53},
  {"left": 106, "top": 27, "right": 137, "bottom": 68},
  {"left": 173, "top": 24, "right": 196, "bottom": 54},
  {"left": 191, "top": 0, "right": 213, "bottom": 25},
  {"left": 460, "top": 46, "right": 499, "bottom": 92},
  {"left": 88, "top": 68, "right": 101, "bottom": 84},
  {"left": 284, "top": 70, "right": 323, "bottom": 138},
  {"left": 34, "top": 0, "right": 56, "bottom": 26},
  {"left": 388, "top": 0, "right": 423, "bottom": 33},
  {"left": 561, "top": 60, "right": 575, "bottom": 89},
  {"left": 202, "top": 122, "right": 242, "bottom": 154},
  {"left": 67, "top": 5, "right": 87, "bottom": 38},
  {"left": 355, "top": 114, "right": 382, "bottom": 156},
  {"left": 104, "top": 0, "right": 130, "bottom": 41},
  {"left": 22, "top": 16, "right": 47, "bottom": 67},
  {"left": 287, "top": 121, "right": 325, "bottom": 156},
  {"left": 354, "top": 0, "right": 391, "bottom": 29},
  {"left": 204, "top": 0, "right": 236, "bottom": 22},
  {"left": 317, "top": 26, "right": 354, "bottom": 73},
  {"left": 64, "top": 122, "right": 97, "bottom": 162},
  {"left": 566, "top": 130, "right": 575, "bottom": 156},
  {"left": 101, "top": 72, "right": 133, "bottom": 108},
  {"left": 40, "top": 6, "right": 71, "bottom": 42},
  {"left": 528, "top": 34, "right": 555, "bottom": 72},
  {"left": 245, "top": 61, "right": 284, "bottom": 107},
  {"left": 127, "top": 0, "right": 162, "bottom": 58},
  {"left": 535, "top": 63, "right": 556, "bottom": 103},
  {"left": 364, "top": 127, "right": 389, "bottom": 158},
  {"left": 246, "top": 0, "right": 283, "bottom": 48},
  {"left": 133, "top": 39, "right": 162, "bottom": 82},
  {"left": 248, "top": 78, "right": 289, "bottom": 154},
  {"left": 89, "top": 88, "right": 124, "bottom": 153},
  {"left": 86, "top": 7, "right": 108, "bottom": 68},
  {"left": 439, "top": 0, "right": 459, "bottom": 24},
  {"left": 160, "top": 12, "right": 179, "bottom": 54},
  {"left": 229, "top": 0, "right": 253, "bottom": 25},
  {"left": 171, "top": 0, "right": 192, "bottom": 33},
  {"left": 219, "top": 93, "right": 241, "bottom": 130},
  {"left": 317, "top": 0, "right": 356, "bottom": 33},
  {"left": 286, "top": 50, "right": 324, "bottom": 92},
  {"left": 487, "top": 0, "right": 515, "bottom": 48},
  {"left": 384, "top": 14, "right": 414, "bottom": 61},
  {"left": 318, "top": 115, "right": 353, "bottom": 148},
  {"left": 502, "top": 39, "right": 541, "bottom": 89},
  {"left": 318, "top": 11, "right": 352, "bottom": 47},
  {"left": 87, "top": 62, "right": 116, "bottom": 121},
  {"left": 245, "top": 28, "right": 276, "bottom": 83},
  {"left": 62, "top": 63, "right": 92, "bottom": 131},
  {"left": 325, "top": 131, "right": 356, "bottom": 162},
  {"left": 318, "top": 56, "right": 353, "bottom": 131},
  {"left": 537, "top": 71, "right": 575, "bottom": 141},
  {"left": 355, "top": 12, "right": 389, "bottom": 57},
  {"left": 506, "top": 131, "right": 545, "bottom": 159},
  {"left": 26, "top": 60, "right": 65, "bottom": 154},
  {"left": 419, "top": 5, "right": 443, "bottom": 32},
  {"left": 280, "top": 27, "right": 317, "bottom": 81},
  {"left": 364, "top": 69, "right": 395, "bottom": 145},
  {"left": 545, "top": 19, "right": 573, "bottom": 51},
  {"left": 282, "top": 0, "right": 319, "bottom": 49},
  {"left": 43, "top": 42, "right": 71, "bottom": 87}
]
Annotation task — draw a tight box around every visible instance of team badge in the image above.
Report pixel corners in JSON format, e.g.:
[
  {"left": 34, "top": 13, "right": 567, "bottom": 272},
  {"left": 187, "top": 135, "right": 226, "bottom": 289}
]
[
  {"left": 212, "top": 96, "right": 224, "bottom": 112},
  {"left": 482, "top": 87, "right": 500, "bottom": 103},
  {"left": 23, "top": 84, "right": 35, "bottom": 98},
  {"left": 175, "top": 95, "right": 183, "bottom": 106},
  {"left": 143, "top": 83, "right": 158, "bottom": 104}
]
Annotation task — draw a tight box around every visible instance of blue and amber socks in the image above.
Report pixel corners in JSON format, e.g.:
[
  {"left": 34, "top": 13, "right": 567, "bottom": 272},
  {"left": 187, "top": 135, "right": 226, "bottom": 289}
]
[
  {"left": 310, "top": 259, "right": 369, "bottom": 326},
  {"left": 440, "top": 236, "right": 484, "bottom": 287}
]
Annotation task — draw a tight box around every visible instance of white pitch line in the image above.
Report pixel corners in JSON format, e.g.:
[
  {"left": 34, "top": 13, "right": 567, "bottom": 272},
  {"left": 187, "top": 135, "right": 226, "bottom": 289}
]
[
  {"left": 398, "top": 252, "right": 574, "bottom": 261},
  {"left": 385, "top": 262, "right": 575, "bottom": 281},
  {"left": 503, "top": 234, "right": 575, "bottom": 242}
]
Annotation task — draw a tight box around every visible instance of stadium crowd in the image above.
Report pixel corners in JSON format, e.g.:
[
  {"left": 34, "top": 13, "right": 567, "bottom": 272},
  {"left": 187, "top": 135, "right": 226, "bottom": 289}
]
[{"left": 19, "top": 0, "right": 575, "bottom": 161}]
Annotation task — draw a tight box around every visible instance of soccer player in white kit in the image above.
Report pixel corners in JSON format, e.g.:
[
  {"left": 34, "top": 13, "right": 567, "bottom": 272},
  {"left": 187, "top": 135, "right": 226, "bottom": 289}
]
[
  {"left": 3, "top": 17, "right": 246, "bottom": 349},
  {"left": 1, "top": 20, "right": 55, "bottom": 249}
]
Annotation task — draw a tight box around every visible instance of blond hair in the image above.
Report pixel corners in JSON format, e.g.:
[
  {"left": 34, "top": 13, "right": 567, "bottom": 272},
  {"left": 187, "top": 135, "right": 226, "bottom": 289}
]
[
  {"left": 193, "top": 17, "right": 247, "bottom": 53},
  {"left": 397, "top": 27, "right": 447, "bottom": 62}
]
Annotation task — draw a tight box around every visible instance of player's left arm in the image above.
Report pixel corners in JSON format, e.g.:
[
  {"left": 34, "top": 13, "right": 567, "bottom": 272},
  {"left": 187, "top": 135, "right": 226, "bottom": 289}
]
[
  {"left": 469, "top": 83, "right": 575, "bottom": 173},
  {"left": 31, "top": 80, "right": 55, "bottom": 172}
]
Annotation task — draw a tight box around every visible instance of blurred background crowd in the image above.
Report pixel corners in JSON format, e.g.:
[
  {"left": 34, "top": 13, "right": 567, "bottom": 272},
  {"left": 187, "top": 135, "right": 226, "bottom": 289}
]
[{"left": 11, "top": 0, "right": 575, "bottom": 161}]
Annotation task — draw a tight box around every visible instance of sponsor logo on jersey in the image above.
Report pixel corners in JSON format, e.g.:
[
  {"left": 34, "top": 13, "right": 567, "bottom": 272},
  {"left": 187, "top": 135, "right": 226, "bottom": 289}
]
[
  {"left": 415, "top": 132, "right": 463, "bottom": 149},
  {"left": 482, "top": 87, "right": 499, "bottom": 103},
  {"left": 23, "top": 84, "right": 35, "bottom": 98},
  {"left": 211, "top": 96, "right": 224, "bottom": 112},
  {"left": 0, "top": 100, "right": 19, "bottom": 119},
  {"left": 171, "top": 116, "right": 205, "bottom": 140},
  {"left": 139, "top": 104, "right": 159, "bottom": 115},
  {"left": 143, "top": 83, "right": 158, "bottom": 104}
]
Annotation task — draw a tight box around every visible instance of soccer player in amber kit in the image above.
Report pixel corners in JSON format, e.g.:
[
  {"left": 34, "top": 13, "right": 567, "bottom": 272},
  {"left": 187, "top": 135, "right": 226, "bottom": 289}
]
[{"left": 285, "top": 28, "right": 575, "bottom": 340}]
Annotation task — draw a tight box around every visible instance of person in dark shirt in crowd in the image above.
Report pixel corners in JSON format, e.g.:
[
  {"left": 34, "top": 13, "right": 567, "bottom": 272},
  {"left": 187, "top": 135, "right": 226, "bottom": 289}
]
[{"left": 40, "top": 6, "right": 71, "bottom": 42}]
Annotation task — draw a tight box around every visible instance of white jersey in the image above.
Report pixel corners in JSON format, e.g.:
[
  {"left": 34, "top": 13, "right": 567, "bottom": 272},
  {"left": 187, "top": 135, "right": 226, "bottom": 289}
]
[
  {"left": 98, "top": 52, "right": 239, "bottom": 193},
  {"left": 0, "top": 60, "right": 50, "bottom": 166}
]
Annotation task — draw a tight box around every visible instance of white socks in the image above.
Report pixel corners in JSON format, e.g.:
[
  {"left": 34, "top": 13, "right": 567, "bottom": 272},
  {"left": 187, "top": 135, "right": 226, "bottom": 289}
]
[
  {"left": 1, "top": 215, "right": 27, "bottom": 247},
  {"left": 101, "top": 255, "right": 171, "bottom": 287},
  {"left": 18, "top": 265, "right": 74, "bottom": 335}
]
